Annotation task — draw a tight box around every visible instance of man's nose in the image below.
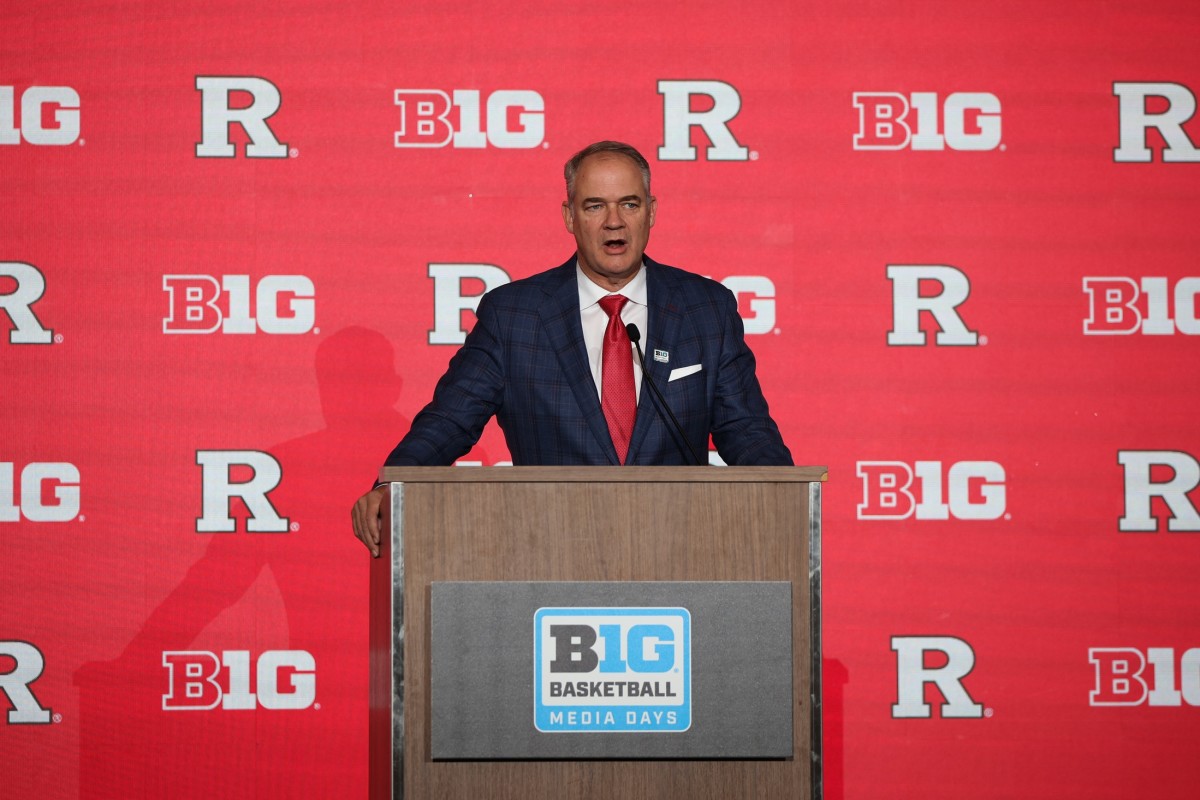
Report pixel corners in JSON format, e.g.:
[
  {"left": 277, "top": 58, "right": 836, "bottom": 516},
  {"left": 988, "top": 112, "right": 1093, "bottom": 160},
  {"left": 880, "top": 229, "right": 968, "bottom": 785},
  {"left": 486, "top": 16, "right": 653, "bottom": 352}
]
[{"left": 603, "top": 205, "right": 624, "bottom": 228}]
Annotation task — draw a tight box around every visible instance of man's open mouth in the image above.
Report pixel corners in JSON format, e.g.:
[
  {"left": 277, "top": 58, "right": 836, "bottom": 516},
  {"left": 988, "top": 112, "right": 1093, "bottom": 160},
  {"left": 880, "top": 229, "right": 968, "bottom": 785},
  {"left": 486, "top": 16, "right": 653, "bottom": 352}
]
[{"left": 604, "top": 238, "right": 627, "bottom": 250}]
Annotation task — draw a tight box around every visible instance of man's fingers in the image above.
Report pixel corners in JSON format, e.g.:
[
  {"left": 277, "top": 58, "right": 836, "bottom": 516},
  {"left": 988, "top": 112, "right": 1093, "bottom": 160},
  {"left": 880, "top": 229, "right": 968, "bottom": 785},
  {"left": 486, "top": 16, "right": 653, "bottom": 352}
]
[
  {"left": 351, "top": 494, "right": 371, "bottom": 555},
  {"left": 366, "top": 487, "right": 383, "bottom": 549},
  {"left": 352, "top": 485, "right": 388, "bottom": 558}
]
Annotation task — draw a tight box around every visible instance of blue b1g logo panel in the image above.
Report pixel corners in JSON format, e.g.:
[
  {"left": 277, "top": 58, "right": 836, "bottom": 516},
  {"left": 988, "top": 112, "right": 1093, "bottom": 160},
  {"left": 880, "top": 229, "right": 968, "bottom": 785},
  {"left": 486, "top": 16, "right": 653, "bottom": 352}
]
[{"left": 534, "top": 607, "right": 691, "bottom": 733}]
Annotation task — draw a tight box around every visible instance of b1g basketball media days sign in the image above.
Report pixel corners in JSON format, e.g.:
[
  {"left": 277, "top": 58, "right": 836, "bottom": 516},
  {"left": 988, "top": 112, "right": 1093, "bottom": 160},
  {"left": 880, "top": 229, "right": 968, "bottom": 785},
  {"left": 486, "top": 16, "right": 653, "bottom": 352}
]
[
  {"left": 534, "top": 607, "right": 691, "bottom": 733},
  {"left": 429, "top": 582, "right": 795, "bottom": 760}
]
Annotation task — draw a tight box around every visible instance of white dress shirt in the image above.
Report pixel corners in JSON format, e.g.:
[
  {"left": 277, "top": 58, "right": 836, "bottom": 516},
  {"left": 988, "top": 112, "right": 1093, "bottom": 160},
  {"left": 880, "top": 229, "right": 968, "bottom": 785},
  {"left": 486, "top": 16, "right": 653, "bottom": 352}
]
[{"left": 577, "top": 264, "right": 647, "bottom": 402}]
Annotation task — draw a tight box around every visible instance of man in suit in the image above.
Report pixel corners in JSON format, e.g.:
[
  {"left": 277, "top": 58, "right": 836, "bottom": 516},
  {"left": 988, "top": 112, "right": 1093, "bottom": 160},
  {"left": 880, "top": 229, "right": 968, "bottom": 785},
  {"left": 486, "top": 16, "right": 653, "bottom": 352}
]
[{"left": 352, "top": 141, "right": 791, "bottom": 555}]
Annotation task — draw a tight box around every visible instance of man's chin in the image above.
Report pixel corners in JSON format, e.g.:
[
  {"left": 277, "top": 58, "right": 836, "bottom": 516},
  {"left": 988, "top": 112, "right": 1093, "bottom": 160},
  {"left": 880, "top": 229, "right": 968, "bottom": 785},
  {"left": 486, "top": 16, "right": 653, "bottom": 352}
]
[
  {"left": 580, "top": 254, "right": 635, "bottom": 276},
  {"left": 602, "top": 252, "right": 644, "bottom": 273}
]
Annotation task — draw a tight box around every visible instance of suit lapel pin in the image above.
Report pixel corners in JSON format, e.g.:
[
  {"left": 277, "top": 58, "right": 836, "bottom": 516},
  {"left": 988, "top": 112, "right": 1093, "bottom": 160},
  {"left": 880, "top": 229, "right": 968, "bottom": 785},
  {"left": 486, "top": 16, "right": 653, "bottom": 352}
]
[{"left": 654, "top": 349, "right": 669, "bottom": 363}]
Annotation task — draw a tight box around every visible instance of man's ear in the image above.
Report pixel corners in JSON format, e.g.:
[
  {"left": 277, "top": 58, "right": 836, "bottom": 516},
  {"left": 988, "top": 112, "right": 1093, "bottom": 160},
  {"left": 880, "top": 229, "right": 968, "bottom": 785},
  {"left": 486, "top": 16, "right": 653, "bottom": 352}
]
[{"left": 561, "top": 200, "right": 574, "bottom": 234}]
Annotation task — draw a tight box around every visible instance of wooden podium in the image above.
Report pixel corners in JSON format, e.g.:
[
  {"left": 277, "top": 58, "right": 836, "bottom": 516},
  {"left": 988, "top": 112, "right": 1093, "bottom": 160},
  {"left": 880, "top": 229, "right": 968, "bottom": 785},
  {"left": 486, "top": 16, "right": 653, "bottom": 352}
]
[{"left": 369, "top": 466, "right": 826, "bottom": 799}]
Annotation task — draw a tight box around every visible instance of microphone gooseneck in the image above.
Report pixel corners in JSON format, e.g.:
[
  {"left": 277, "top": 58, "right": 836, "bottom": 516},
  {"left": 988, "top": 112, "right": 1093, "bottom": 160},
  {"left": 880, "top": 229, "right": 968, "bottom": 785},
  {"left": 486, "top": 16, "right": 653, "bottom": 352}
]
[{"left": 625, "top": 323, "right": 705, "bottom": 466}]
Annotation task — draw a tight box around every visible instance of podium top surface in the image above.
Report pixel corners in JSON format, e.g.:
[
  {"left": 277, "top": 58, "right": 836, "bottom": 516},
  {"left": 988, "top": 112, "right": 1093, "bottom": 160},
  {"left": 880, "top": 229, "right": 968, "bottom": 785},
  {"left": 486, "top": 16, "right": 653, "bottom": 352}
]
[{"left": 378, "top": 465, "right": 828, "bottom": 484}]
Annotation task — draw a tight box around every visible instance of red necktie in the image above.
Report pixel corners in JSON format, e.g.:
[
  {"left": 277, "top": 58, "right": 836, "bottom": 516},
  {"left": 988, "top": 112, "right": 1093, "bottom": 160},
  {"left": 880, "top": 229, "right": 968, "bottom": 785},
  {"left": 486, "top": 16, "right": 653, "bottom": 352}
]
[{"left": 598, "top": 294, "right": 637, "bottom": 463}]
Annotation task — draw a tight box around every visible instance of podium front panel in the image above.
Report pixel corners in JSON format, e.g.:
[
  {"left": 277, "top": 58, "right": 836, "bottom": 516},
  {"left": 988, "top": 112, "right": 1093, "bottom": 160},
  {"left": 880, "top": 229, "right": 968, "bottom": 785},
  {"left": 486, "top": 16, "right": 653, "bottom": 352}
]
[{"left": 430, "top": 580, "right": 792, "bottom": 759}]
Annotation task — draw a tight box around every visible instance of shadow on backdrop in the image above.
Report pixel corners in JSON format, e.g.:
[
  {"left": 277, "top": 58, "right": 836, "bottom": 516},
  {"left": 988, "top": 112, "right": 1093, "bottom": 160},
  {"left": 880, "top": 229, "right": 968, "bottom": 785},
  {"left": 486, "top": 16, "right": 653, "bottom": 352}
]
[{"left": 75, "top": 327, "right": 408, "bottom": 798}]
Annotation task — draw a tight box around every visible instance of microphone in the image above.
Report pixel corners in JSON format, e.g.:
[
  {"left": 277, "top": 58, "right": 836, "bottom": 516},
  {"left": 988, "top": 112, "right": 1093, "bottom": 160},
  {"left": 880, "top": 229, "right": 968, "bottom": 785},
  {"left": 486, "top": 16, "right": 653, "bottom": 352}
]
[{"left": 626, "top": 323, "right": 705, "bottom": 466}]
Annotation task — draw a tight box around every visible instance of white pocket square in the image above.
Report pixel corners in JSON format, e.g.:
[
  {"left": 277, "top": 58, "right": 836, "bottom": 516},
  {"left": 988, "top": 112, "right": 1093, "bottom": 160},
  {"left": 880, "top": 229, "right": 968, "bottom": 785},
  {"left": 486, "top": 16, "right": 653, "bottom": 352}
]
[{"left": 668, "top": 364, "right": 703, "bottom": 382}]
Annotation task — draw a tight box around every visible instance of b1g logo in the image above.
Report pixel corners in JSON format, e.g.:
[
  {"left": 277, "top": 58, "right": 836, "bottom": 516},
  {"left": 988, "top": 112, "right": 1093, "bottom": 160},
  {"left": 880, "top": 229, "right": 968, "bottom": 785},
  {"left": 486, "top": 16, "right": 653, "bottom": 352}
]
[
  {"left": 1, "top": 262, "right": 54, "bottom": 345},
  {"left": 534, "top": 607, "right": 691, "bottom": 732},
  {"left": 723, "top": 276, "right": 777, "bottom": 334},
  {"left": 658, "top": 80, "right": 750, "bottom": 161},
  {"left": 1090, "top": 647, "right": 1200, "bottom": 707},
  {"left": 892, "top": 636, "right": 985, "bottom": 719},
  {"left": 428, "top": 263, "right": 776, "bottom": 344},
  {"left": 197, "top": 450, "right": 288, "bottom": 533},
  {"left": 0, "top": 86, "right": 80, "bottom": 145},
  {"left": 858, "top": 461, "right": 1007, "bottom": 521},
  {"left": 1083, "top": 277, "right": 1200, "bottom": 335},
  {"left": 196, "top": 76, "right": 288, "bottom": 158},
  {"left": 1113, "top": 82, "right": 1200, "bottom": 163},
  {"left": 0, "top": 462, "right": 80, "bottom": 523},
  {"left": 163, "top": 275, "right": 315, "bottom": 334},
  {"left": 162, "top": 650, "right": 315, "bottom": 710},
  {"left": 0, "top": 641, "right": 53, "bottom": 724},
  {"left": 854, "top": 92, "right": 1002, "bottom": 151},
  {"left": 394, "top": 89, "right": 544, "bottom": 148},
  {"left": 887, "top": 265, "right": 978, "bottom": 346},
  {"left": 1118, "top": 450, "right": 1200, "bottom": 532}
]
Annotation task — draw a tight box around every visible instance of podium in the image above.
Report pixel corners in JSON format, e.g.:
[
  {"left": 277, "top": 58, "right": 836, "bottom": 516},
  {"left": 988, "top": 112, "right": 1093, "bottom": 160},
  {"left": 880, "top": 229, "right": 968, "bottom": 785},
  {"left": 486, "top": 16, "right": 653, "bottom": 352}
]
[{"left": 369, "top": 466, "right": 826, "bottom": 799}]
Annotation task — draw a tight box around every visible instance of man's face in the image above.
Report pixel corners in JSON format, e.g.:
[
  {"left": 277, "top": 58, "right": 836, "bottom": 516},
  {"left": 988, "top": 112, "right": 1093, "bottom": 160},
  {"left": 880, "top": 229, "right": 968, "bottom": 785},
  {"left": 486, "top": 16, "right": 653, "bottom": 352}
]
[{"left": 562, "top": 153, "right": 656, "bottom": 290}]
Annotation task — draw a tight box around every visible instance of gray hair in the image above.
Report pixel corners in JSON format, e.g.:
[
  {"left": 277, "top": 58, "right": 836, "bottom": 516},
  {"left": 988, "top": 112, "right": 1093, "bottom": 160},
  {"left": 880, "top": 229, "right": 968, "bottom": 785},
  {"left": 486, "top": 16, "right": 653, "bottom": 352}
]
[{"left": 564, "top": 141, "right": 652, "bottom": 203}]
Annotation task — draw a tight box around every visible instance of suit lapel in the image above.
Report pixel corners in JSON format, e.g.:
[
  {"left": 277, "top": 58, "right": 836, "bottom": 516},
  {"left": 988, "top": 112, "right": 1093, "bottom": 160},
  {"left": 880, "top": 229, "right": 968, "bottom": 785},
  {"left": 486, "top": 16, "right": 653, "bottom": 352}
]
[
  {"left": 537, "top": 258, "right": 621, "bottom": 464},
  {"left": 627, "top": 259, "right": 683, "bottom": 463}
]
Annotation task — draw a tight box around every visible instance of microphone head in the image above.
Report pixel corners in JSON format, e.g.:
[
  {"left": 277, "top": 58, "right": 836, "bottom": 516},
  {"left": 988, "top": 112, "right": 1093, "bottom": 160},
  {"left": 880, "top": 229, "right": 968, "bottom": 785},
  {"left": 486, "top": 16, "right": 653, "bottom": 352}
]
[{"left": 625, "top": 323, "right": 641, "bottom": 343}]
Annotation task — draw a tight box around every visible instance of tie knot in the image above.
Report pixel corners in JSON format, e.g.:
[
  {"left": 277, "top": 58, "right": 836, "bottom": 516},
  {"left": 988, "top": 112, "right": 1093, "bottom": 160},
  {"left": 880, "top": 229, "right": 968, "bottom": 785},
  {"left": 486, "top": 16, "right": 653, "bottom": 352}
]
[{"left": 599, "top": 294, "right": 628, "bottom": 320}]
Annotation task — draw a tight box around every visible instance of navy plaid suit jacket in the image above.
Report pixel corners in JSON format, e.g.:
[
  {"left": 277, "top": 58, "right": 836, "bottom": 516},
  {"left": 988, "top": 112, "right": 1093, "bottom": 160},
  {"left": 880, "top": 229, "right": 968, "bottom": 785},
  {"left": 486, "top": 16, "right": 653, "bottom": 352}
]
[{"left": 385, "top": 256, "right": 792, "bottom": 466}]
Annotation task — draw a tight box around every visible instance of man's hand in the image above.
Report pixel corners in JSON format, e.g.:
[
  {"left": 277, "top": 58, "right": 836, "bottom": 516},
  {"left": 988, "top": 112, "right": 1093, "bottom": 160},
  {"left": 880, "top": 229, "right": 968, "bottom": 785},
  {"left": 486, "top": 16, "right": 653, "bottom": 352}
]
[{"left": 351, "top": 484, "right": 389, "bottom": 557}]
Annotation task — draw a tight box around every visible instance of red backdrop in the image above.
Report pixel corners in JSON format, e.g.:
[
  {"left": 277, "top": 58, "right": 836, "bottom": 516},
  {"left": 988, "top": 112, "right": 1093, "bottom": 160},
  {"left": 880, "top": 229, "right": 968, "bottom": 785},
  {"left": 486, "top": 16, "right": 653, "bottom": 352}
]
[{"left": 3, "top": 1, "right": 1199, "bottom": 797}]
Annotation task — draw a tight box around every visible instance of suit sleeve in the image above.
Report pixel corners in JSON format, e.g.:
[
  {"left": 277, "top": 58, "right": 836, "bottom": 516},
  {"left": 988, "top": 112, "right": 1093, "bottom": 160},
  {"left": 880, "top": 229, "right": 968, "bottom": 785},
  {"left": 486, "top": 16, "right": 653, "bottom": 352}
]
[
  {"left": 708, "top": 286, "right": 794, "bottom": 466},
  {"left": 383, "top": 292, "right": 506, "bottom": 466}
]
